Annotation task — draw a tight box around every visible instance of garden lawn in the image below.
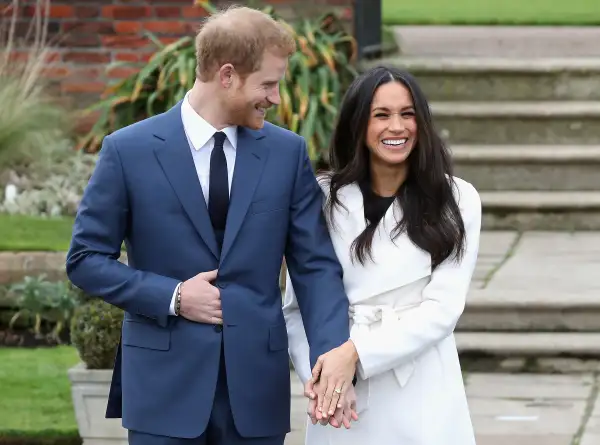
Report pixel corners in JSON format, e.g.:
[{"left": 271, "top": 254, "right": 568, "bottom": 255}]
[
  {"left": 0, "top": 346, "right": 80, "bottom": 438},
  {"left": 0, "top": 214, "right": 74, "bottom": 252},
  {"left": 383, "top": 0, "right": 600, "bottom": 25}
]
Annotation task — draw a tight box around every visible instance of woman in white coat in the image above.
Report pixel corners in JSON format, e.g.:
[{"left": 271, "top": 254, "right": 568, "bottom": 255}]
[{"left": 282, "top": 66, "right": 482, "bottom": 445}]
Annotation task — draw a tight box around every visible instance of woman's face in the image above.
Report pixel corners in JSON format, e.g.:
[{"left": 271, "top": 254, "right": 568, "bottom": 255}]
[{"left": 365, "top": 81, "right": 417, "bottom": 168}]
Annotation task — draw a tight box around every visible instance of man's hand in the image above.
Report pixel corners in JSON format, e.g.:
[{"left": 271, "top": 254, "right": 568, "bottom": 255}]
[
  {"left": 307, "top": 340, "right": 358, "bottom": 420},
  {"left": 305, "top": 380, "right": 358, "bottom": 429},
  {"left": 179, "top": 269, "right": 222, "bottom": 324},
  {"left": 329, "top": 383, "right": 358, "bottom": 429}
]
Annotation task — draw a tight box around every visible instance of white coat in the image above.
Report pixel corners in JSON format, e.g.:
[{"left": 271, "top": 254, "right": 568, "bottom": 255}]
[{"left": 283, "top": 176, "right": 481, "bottom": 445}]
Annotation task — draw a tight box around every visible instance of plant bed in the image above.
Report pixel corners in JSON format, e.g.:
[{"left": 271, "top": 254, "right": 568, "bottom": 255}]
[
  {"left": 0, "top": 276, "right": 79, "bottom": 346},
  {"left": 0, "top": 327, "right": 70, "bottom": 348},
  {"left": 0, "top": 431, "right": 81, "bottom": 445}
]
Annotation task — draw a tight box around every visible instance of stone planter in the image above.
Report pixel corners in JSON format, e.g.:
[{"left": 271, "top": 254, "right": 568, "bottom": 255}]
[{"left": 67, "top": 363, "right": 127, "bottom": 445}]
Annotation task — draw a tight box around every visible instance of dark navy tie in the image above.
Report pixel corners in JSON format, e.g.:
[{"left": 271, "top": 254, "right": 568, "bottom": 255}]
[{"left": 208, "top": 131, "right": 228, "bottom": 250}]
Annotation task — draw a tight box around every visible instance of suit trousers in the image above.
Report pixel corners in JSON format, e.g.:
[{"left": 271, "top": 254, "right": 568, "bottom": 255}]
[{"left": 128, "top": 337, "right": 286, "bottom": 445}]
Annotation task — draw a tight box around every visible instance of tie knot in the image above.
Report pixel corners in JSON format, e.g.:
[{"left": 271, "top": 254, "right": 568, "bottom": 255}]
[{"left": 213, "top": 131, "right": 226, "bottom": 148}]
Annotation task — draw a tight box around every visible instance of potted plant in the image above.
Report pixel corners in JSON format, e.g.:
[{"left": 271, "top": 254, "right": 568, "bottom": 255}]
[{"left": 67, "top": 296, "right": 126, "bottom": 445}]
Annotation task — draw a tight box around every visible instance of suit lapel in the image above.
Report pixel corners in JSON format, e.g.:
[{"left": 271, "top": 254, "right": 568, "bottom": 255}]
[
  {"left": 220, "top": 126, "right": 267, "bottom": 263},
  {"left": 153, "top": 102, "right": 220, "bottom": 259}
]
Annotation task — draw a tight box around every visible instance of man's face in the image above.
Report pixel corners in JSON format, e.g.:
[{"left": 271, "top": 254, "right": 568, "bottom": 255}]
[{"left": 225, "top": 50, "right": 287, "bottom": 129}]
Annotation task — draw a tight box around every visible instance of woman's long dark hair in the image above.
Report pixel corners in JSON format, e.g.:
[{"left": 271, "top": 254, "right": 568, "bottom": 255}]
[{"left": 323, "top": 65, "right": 466, "bottom": 269}]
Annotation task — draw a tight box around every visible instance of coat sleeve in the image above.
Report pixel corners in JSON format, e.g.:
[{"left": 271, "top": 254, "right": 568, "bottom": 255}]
[
  {"left": 282, "top": 270, "right": 314, "bottom": 386},
  {"left": 350, "top": 180, "right": 482, "bottom": 380}
]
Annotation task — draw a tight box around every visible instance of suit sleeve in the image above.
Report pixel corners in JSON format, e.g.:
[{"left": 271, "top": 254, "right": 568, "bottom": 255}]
[
  {"left": 351, "top": 181, "right": 482, "bottom": 380},
  {"left": 283, "top": 138, "right": 350, "bottom": 368},
  {"left": 66, "top": 135, "right": 179, "bottom": 327}
]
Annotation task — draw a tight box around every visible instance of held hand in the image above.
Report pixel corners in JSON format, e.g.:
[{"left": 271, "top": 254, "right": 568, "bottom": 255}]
[
  {"left": 329, "top": 384, "right": 358, "bottom": 429},
  {"left": 304, "top": 381, "right": 319, "bottom": 425},
  {"left": 309, "top": 340, "right": 359, "bottom": 421},
  {"left": 304, "top": 380, "right": 331, "bottom": 426},
  {"left": 305, "top": 380, "right": 358, "bottom": 428},
  {"left": 179, "top": 269, "right": 222, "bottom": 324}
]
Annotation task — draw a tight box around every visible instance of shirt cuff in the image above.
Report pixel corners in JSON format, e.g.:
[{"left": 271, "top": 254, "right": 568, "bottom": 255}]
[{"left": 169, "top": 282, "right": 181, "bottom": 316}]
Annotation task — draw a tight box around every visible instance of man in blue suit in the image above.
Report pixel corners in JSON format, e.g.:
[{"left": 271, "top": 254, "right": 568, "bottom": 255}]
[{"left": 66, "top": 5, "right": 359, "bottom": 445}]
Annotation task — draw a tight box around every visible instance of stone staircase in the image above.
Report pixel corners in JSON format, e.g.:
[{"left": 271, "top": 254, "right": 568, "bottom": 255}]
[
  {"left": 457, "top": 290, "right": 600, "bottom": 360},
  {"left": 365, "top": 55, "right": 600, "bottom": 231},
  {"left": 360, "top": 32, "right": 600, "bottom": 363},
  {"left": 457, "top": 230, "right": 600, "bottom": 364}
]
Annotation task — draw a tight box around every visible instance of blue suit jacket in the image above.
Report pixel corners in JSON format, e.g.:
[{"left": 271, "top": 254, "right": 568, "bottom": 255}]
[{"left": 66, "top": 101, "right": 350, "bottom": 439}]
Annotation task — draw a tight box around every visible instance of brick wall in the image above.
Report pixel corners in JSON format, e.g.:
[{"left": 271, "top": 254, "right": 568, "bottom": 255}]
[{"left": 2, "top": 0, "right": 353, "bottom": 118}]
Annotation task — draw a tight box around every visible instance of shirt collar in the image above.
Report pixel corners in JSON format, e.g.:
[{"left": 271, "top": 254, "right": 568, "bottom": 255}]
[{"left": 181, "top": 91, "right": 238, "bottom": 151}]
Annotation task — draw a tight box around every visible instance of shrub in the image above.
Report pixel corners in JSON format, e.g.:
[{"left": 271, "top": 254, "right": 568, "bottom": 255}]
[
  {"left": 0, "top": 144, "right": 97, "bottom": 217},
  {"left": 70, "top": 298, "right": 123, "bottom": 370},
  {"left": 78, "top": 0, "right": 358, "bottom": 167},
  {"left": 0, "top": 0, "right": 73, "bottom": 169},
  {"left": 7, "top": 275, "right": 78, "bottom": 343}
]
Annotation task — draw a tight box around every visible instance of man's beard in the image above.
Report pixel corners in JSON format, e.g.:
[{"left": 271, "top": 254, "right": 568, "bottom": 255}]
[{"left": 227, "top": 100, "right": 266, "bottom": 129}]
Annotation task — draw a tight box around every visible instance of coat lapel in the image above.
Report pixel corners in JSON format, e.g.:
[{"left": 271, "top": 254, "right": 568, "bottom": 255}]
[
  {"left": 153, "top": 102, "right": 220, "bottom": 259},
  {"left": 329, "top": 183, "right": 432, "bottom": 304},
  {"left": 220, "top": 126, "right": 268, "bottom": 263}
]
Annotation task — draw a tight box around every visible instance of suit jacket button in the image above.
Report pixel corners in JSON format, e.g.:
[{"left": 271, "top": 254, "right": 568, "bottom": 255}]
[{"left": 214, "top": 325, "right": 223, "bottom": 333}]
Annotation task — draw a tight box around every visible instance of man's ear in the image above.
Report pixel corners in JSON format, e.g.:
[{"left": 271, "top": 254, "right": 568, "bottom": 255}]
[{"left": 218, "top": 63, "right": 235, "bottom": 88}]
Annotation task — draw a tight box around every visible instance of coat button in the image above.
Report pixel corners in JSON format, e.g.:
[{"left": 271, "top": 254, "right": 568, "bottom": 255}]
[{"left": 214, "top": 325, "right": 223, "bottom": 333}]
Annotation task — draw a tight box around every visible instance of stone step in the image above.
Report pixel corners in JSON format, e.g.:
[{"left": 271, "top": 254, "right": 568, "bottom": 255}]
[
  {"left": 432, "top": 101, "right": 600, "bottom": 145},
  {"left": 479, "top": 191, "right": 600, "bottom": 230},
  {"left": 368, "top": 56, "right": 600, "bottom": 101},
  {"left": 456, "top": 332, "right": 600, "bottom": 356},
  {"left": 392, "top": 26, "right": 600, "bottom": 58},
  {"left": 458, "top": 289, "right": 600, "bottom": 332},
  {"left": 452, "top": 145, "right": 600, "bottom": 191}
]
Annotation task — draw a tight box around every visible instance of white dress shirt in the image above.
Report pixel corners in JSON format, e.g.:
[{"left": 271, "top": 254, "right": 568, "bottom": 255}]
[{"left": 169, "top": 91, "right": 238, "bottom": 315}]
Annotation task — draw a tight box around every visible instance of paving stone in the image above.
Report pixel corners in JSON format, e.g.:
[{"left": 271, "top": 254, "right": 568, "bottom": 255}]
[
  {"left": 466, "top": 373, "right": 595, "bottom": 400},
  {"left": 581, "top": 433, "right": 600, "bottom": 445},
  {"left": 468, "top": 397, "right": 586, "bottom": 417},
  {"left": 486, "top": 232, "right": 600, "bottom": 291},
  {"left": 392, "top": 26, "right": 600, "bottom": 58},
  {"left": 476, "top": 435, "right": 573, "bottom": 445},
  {"left": 457, "top": 332, "right": 600, "bottom": 355},
  {"left": 478, "top": 231, "right": 518, "bottom": 257},
  {"left": 472, "top": 410, "right": 583, "bottom": 435},
  {"left": 582, "top": 394, "right": 600, "bottom": 445},
  {"left": 467, "top": 374, "right": 590, "bottom": 442},
  {"left": 585, "top": 415, "right": 600, "bottom": 433},
  {"left": 471, "top": 231, "right": 517, "bottom": 287},
  {"left": 593, "top": 393, "right": 600, "bottom": 417}
]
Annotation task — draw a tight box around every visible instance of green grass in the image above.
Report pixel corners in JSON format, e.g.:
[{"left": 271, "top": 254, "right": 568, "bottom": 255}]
[
  {"left": 0, "top": 346, "right": 80, "bottom": 437},
  {"left": 0, "top": 214, "right": 74, "bottom": 252},
  {"left": 383, "top": 0, "right": 600, "bottom": 25}
]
